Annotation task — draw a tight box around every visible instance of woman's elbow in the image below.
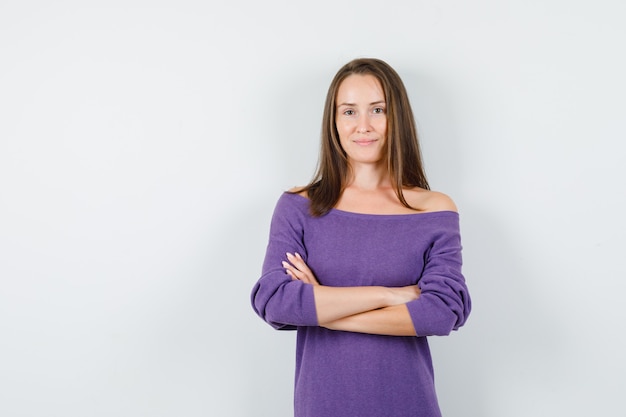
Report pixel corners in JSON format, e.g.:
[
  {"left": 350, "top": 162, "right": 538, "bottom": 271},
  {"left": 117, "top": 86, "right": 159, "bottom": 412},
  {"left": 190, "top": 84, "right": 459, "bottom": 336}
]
[{"left": 413, "top": 305, "right": 469, "bottom": 337}]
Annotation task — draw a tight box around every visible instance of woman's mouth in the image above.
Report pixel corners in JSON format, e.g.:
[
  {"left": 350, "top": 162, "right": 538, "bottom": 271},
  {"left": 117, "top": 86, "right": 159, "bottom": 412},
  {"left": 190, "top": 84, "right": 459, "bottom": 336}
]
[{"left": 353, "top": 139, "right": 377, "bottom": 146}]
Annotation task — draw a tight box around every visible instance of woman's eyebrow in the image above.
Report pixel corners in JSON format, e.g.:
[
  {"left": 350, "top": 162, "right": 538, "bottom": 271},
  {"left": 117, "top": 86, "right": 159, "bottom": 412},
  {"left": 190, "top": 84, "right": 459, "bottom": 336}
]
[{"left": 337, "top": 100, "right": 386, "bottom": 107}]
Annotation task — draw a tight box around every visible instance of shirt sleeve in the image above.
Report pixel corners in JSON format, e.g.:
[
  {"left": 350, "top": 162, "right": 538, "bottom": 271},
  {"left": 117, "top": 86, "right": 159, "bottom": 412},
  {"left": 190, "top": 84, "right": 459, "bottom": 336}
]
[
  {"left": 406, "top": 214, "right": 471, "bottom": 336},
  {"left": 250, "top": 194, "right": 319, "bottom": 330}
]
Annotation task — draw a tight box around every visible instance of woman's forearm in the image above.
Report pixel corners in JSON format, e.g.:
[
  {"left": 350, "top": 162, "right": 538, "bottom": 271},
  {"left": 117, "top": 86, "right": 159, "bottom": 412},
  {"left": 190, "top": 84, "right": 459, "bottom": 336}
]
[
  {"left": 283, "top": 251, "right": 420, "bottom": 326},
  {"left": 313, "top": 285, "right": 388, "bottom": 324},
  {"left": 313, "top": 285, "right": 419, "bottom": 325},
  {"left": 322, "top": 304, "right": 417, "bottom": 336}
]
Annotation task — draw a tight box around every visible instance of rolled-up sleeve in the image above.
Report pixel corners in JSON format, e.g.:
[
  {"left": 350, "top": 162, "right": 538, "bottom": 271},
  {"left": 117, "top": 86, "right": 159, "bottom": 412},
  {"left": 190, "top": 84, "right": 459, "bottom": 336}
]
[
  {"left": 251, "top": 194, "right": 319, "bottom": 330},
  {"left": 407, "top": 214, "right": 471, "bottom": 336}
]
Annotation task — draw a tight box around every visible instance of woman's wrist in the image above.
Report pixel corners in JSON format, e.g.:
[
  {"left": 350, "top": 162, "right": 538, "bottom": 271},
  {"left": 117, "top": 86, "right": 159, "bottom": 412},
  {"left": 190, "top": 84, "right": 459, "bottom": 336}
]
[{"left": 384, "top": 285, "right": 420, "bottom": 307}]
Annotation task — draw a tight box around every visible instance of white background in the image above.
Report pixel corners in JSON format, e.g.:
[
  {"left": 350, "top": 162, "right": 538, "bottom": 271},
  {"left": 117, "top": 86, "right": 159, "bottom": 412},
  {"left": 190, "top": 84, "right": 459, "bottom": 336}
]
[{"left": 1, "top": 1, "right": 625, "bottom": 416}]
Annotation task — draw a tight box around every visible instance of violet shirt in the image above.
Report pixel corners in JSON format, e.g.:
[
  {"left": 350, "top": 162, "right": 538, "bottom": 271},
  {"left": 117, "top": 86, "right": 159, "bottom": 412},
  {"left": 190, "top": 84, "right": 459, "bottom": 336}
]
[{"left": 251, "top": 193, "right": 471, "bottom": 417}]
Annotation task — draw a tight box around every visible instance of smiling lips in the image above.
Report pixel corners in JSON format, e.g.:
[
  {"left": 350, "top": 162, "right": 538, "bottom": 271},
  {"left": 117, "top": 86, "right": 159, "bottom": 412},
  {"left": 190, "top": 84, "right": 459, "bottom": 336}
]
[{"left": 353, "top": 139, "right": 378, "bottom": 146}]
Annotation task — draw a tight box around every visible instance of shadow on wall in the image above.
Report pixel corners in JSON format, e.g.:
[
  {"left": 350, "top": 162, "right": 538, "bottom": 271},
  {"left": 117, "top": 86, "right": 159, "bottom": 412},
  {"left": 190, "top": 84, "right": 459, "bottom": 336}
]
[
  {"left": 402, "top": 67, "right": 564, "bottom": 416},
  {"left": 200, "top": 64, "right": 331, "bottom": 417},
  {"left": 397, "top": 67, "right": 464, "bottom": 194},
  {"left": 431, "top": 204, "right": 565, "bottom": 416},
  {"left": 235, "top": 66, "right": 331, "bottom": 415},
  {"left": 165, "top": 191, "right": 297, "bottom": 417},
  {"left": 403, "top": 67, "right": 487, "bottom": 415},
  {"left": 226, "top": 196, "right": 297, "bottom": 417}
]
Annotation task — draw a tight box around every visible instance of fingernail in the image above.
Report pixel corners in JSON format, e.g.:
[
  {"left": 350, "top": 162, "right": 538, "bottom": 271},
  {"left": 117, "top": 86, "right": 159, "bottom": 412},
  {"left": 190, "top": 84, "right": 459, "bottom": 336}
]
[
  {"left": 295, "top": 252, "right": 302, "bottom": 259},
  {"left": 286, "top": 252, "right": 293, "bottom": 258}
]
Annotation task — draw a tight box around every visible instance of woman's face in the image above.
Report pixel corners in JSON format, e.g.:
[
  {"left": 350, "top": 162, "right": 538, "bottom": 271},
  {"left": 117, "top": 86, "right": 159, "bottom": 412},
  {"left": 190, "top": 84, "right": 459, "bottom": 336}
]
[{"left": 335, "top": 74, "right": 387, "bottom": 166}]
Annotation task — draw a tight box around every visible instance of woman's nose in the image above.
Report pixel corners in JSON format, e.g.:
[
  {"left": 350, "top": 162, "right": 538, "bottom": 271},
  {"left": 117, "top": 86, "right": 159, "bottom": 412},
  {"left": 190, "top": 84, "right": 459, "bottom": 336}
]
[{"left": 356, "top": 114, "right": 371, "bottom": 133}]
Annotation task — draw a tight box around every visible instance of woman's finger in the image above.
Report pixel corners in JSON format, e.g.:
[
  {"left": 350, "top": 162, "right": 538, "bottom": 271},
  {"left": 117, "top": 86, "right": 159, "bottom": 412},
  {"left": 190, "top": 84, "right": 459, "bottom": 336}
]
[
  {"left": 283, "top": 260, "right": 315, "bottom": 284},
  {"left": 283, "top": 261, "right": 312, "bottom": 283},
  {"left": 283, "top": 253, "right": 320, "bottom": 285},
  {"left": 285, "top": 268, "right": 297, "bottom": 280},
  {"left": 282, "top": 261, "right": 301, "bottom": 278},
  {"left": 286, "top": 252, "right": 313, "bottom": 274}
]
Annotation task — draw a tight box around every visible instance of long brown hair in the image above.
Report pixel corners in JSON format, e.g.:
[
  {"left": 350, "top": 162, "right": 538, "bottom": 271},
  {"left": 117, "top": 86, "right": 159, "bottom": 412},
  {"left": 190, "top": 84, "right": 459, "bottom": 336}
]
[{"left": 294, "top": 58, "right": 429, "bottom": 216}]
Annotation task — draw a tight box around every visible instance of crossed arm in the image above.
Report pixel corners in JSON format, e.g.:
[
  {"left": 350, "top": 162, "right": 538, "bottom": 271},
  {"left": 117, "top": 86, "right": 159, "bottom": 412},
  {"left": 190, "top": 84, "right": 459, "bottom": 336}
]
[{"left": 283, "top": 252, "right": 419, "bottom": 336}]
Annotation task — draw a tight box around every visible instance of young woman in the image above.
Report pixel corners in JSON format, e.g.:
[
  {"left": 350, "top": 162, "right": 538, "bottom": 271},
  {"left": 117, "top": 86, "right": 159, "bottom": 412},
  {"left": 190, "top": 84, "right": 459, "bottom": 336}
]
[{"left": 251, "top": 58, "right": 471, "bottom": 417}]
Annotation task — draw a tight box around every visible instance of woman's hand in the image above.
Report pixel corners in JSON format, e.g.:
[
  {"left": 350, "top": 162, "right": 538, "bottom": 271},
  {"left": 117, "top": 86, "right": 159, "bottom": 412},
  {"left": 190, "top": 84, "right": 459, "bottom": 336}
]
[
  {"left": 387, "top": 285, "right": 421, "bottom": 305},
  {"left": 283, "top": 252, "right": 320, "bottom": 285}
]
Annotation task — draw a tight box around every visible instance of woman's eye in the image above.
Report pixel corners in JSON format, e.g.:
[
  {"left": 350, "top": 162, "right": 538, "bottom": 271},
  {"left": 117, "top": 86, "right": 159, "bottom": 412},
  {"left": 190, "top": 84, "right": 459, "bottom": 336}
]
[
  {"left": 343, "top": 109, "right": 355, "bottom": 116},
  {"left": 373, "top": 107, "right": 385, "bottom": 114}
]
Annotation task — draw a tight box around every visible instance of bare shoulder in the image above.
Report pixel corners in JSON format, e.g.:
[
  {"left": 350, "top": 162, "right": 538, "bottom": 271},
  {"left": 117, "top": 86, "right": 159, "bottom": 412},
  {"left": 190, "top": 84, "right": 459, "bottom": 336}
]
[
  {"left": 287, "top": 186, "right": 308, "bottom": 198},
  {"left": 404, "top": 188, "right": 458, "bottom": 213},
  {"left": 425, "top": 190, "right": 458, "bottom": 213}
]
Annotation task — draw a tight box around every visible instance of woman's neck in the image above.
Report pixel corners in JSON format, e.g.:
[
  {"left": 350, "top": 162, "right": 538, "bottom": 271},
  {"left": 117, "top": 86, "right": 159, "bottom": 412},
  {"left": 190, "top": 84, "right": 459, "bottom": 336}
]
[{"left": 345, "top": 162, "right": 391, "bottom": 191}]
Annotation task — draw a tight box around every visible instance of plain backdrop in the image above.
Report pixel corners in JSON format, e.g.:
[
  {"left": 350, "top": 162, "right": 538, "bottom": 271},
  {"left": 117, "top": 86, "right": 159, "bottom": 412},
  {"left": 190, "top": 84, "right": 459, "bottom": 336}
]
[{"left": 1, "top": 1, "right": 625, "bottom": 416}]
